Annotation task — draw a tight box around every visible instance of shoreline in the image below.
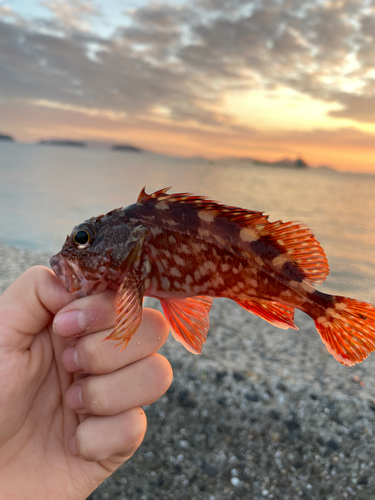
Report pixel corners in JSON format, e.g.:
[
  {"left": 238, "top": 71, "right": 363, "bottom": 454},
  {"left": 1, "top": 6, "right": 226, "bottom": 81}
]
[{"left": 1, "top": 243, "right": 375, "bottom": 499}]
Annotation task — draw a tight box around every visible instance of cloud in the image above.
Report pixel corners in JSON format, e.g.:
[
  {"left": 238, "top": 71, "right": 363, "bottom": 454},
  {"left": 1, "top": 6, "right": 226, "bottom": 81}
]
[
  {"left": 1, "top": 0, "right": 375, "bottom": 136},
  {"left": 39, "top": 0, "right": 101, "bottom": 32}
]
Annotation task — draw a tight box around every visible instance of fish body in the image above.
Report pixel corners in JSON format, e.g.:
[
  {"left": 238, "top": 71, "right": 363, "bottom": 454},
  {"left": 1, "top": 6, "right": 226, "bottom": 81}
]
[{"left": 51, "top": 187, "right": 375, "bottom": 366}]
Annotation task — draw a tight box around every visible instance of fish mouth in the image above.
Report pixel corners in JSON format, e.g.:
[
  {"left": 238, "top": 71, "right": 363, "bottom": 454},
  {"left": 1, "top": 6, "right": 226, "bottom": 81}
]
[{"left": 50, "top": 254, "right": 93, "bottom": 297}]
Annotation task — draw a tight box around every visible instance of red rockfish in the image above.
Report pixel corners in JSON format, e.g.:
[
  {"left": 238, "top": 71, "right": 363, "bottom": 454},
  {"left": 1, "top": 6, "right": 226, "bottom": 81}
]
[{"left": 50, "top": 187, "right": 375, "bottom": 366}]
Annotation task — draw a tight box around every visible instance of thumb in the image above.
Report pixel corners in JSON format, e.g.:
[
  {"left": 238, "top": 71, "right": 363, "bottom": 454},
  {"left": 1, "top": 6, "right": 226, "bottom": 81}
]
[{"left": 0, "top": 265, "right": 75, "bottom": 349}]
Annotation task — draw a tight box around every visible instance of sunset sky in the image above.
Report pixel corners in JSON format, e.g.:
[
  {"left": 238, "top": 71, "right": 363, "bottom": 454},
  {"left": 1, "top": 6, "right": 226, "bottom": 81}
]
[{"left": 2, "top": 0, "right": 375, "bottom": 172}]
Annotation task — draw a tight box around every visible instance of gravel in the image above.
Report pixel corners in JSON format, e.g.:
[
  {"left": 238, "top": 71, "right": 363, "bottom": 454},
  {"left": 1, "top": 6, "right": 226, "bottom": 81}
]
[{"left": 1, "top": 243, "right": 375, "bottom": 500}]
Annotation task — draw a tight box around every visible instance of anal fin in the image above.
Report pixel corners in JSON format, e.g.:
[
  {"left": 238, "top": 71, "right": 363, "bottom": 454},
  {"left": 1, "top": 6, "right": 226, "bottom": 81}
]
[
  {"left": 236, "top": 298, "right": 298, "bottom": 330},
  {"left": 160, "top": 296, "right": 213, "bottom": 354}
]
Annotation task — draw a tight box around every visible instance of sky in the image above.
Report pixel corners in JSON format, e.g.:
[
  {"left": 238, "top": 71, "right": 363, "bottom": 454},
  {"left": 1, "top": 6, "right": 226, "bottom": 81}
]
[{"left": 2, "top": 0, "right": 375, "bottom": 172}]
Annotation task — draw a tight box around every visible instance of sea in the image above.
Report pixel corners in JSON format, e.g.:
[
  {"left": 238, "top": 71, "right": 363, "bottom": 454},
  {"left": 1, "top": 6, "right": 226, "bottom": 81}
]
[{"left": 1, "top": 141, "right": 374, "bottom": 303}]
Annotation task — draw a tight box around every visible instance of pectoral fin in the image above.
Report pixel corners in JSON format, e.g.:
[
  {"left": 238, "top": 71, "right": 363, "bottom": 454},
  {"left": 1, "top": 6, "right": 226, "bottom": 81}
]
[
  {"left": 160, "top": 296, "right": 213, "bottom": 354},
  {"left": 236, "top": 298, "right": 297, "bottom": 330},
  {"left": 104, "top": 272, "right": 145, "bottom": 351}
]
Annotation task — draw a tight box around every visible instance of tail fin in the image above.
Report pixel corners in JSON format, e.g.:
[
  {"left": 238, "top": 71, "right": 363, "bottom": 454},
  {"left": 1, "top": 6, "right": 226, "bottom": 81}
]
[{"left": 314, "top": 296, "right": 375, "bottom": 366}]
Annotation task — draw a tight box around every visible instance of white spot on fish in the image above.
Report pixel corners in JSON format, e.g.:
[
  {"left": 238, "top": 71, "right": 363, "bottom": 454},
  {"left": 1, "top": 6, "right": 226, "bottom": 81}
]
[
  {"left": 301, "top": 281, "right": 314, "bottom": 292},
  {"left": 212, "top": 276, "right": 225, "bottom": 288},
  {"left": 204, "top": 261, "right": 217, "bottom": 272},
  {"left": 326, "top": 308, "right": 340, "bottom": 319},
  {"left": 143, "top": 260, "right": 151, "bottom": 274},
  {"left": 272, "top": 255, "right": 287, "bottom": 269},
  {"left": 198, "top": 211, "right": 215, "bottom": 223},
  {"left": 173, "top": 280, "right": 182, "bottom": 289},
  {"left": 166, "top": 219, "right": 178, "bottom": 226},
  {"left": 155, "top": 203, "right": 169, "bottom": 210},
  {"left": 317, "top": 316, "right": 329, "bottom": 325},
  {"left": 240, "top": 227, "right": 259, "bottom": 242},
  {"left": 151, "top": 276, "right": 158, "bottom": 288},
  {"left": 335, "top": 302, "right": 347, "bottom": 311},
  {"left": 199, "top": 265, "right": 208, "bottom": 277},
  {"left": 156, "top": 261, "right": 165, "bottom": 273},
  {"left": 163, "top": 249, "right": 172, "bottom": 258},
  {"left": 180, "top": 244, "right": 190, "bottom": 254},
  {"left": 170, "top": 267, "right": 181, "bottom": 277},
  {"left": 290, "top": 280, "right": 301, "bottom": 289},
  {"left": 185, "top": 275, "right": 193, "bottom": 285},
  {"left": 169, "top": 235, "right": 177, "bottom": 244},
  {"left": 254, "top": 256, "right": 264, "bottom": 267},
  {"left": 221, "top": 263, "right": 230, "bottom": 272},
  {"left": 173, "top": 255, "right": 185, "bottom": 266},
  {"left": 161, "top": 277, "right": 170, "bottom": 290},
  {"left": 249, "top": 279, "right": 258, "bottom": 288},
  {"left": 144, "top": 278, "right": 151, "bottom": 289},
  {"left": 161, "top": 258, "right": 168, "bottom": 268},
  {"left": 149, "top": 245, "right": 159, "bottom": 258},
  {"left": 194, "top": 269, "right": 201, "bottom": 281},
  {"left": 192, "top": 243, "right": 203, "bottom": 253},
  {"left": 281, "top": 290, "right": 292, "bottom": 297},
  {"left": 150, "top": 227, "right": 162, "bottom": 236},
  {"left": 193, "top": 285, "right": 202, "bottom": 293}
]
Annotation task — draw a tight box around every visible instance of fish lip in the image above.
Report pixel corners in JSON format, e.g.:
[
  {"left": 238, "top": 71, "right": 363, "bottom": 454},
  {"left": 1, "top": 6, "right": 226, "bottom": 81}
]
[{"left": 50, "top": 254, "right": 91, "bottom": 296}]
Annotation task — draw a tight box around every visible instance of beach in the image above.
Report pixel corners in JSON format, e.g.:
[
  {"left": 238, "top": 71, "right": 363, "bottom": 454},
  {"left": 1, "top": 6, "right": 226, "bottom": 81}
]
[{"left": 2, "top": 243, "right": 375, "bottom": 500}]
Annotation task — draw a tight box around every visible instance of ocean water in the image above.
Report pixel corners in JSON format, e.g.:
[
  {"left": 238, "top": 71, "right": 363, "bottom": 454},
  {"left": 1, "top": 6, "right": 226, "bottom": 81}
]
[{"left": 0, "top": 141, "right": 374, "bottom": 302}]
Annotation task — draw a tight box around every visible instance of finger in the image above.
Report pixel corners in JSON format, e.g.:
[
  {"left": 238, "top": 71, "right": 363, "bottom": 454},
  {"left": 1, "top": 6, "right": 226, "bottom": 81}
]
[
  {"left": 71, "top": 407, "right": 147, "bottom": 464},
  {"left": 65, "top": 354, "right": 173, "bottom": 415},
  {"left": 0, "top": 266, "right": 74, "bottom": 350},
  {"left": 53, "top": 290, "right": 117, "bottom": 338},
  {"left": 61, "top": 308, "right": 169, "bottom": 374}
]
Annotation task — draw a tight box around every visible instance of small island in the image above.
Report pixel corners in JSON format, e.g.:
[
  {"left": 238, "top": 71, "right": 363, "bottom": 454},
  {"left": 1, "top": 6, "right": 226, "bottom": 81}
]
[
  {"left": 0, "top": 133, "right": 15, "bottom": 142},
  {"left": 38, "top": 139, "right": 86, "bottom": 148},
  {"left": 238, "top": 156, "right": 309, "bottom": 168},
  {"left": 112, "top": 144, "right": 142, "bottom": 153}
]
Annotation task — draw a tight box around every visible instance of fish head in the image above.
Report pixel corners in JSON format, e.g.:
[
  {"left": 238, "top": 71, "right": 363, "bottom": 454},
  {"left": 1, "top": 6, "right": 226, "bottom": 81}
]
[{"left": 50, "top": 208, "right": 147, "bottom": 297}]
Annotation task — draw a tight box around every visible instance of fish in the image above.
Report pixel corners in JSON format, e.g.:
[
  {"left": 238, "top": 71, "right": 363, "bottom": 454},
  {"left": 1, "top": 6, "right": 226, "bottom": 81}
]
[{"left": 50, "top": 187, "right": 375, "bottom": 366}]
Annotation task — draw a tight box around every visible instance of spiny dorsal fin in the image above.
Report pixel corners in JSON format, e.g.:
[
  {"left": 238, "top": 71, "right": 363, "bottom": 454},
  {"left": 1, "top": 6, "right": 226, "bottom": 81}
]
[
  {"left": 137, "top": 186, "right": 172, "bottom": 204},
  {"left": 138, "top": 187, "right": 329, "bottom": 285}
]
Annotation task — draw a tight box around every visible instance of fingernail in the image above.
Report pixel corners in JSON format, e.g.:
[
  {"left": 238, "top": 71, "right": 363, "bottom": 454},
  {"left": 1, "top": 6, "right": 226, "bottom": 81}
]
[
  {"left": 53, "top": 310, "right": 86, "bottom": 337},
  {"left": 69, "top": 435, "right": 79, "bottom": 456},
  {"left": 66, "top": 384, "right": 83, "bottom": 411},
  {"left": 62, "top": 346, "right": 81, "bottom": 372}
]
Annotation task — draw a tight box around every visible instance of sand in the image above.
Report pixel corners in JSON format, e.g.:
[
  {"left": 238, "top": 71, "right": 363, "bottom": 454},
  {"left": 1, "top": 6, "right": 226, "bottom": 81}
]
[{"left": 1, "top": 242, "right": 375, "bottom": 500}]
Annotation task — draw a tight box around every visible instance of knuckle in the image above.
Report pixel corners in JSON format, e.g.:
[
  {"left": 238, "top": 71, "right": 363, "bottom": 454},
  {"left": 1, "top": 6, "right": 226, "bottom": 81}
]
[
  {"left": 149, "top": 354, "right": 173, "bottom": 393},
  {"left": 75, "top": 422, "right": 97, "bottom": 461},
  {"left": 83, "top": 377, "right": 108, "bottom": 414},
  {"left": 79, "top": 334, "right": 106, "bottom": 373}
]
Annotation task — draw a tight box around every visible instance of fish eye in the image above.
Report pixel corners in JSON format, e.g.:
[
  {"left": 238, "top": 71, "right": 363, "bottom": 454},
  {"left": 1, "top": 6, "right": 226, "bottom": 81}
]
[{"left": 73, "top": 229, "right": 91, "bottom": 248}]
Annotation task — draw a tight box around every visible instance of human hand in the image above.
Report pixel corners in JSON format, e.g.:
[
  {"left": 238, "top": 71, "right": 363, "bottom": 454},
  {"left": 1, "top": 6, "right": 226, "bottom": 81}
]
[{"left": 0, "top": 266, "right": 172, "bottom": 500}]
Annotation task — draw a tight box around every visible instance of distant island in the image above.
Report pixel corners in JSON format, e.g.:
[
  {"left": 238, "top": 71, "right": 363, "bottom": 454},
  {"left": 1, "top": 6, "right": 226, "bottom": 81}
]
[
  {"left": 246, "top": 157, "right": 309, "bottom": 168},
  {"left": 38, "top": 139, "right": 86, "bottom": 148},
  {"left": 112, "top": 144, "right": 142, "bottom": 153},
  {"left": 0, "top": 133, "right": 15, "bottom": 142}
]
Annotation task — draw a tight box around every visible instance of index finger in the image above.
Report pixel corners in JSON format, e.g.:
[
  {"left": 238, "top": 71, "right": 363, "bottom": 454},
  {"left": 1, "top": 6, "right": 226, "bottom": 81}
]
[{"left": 62, "top": 308, "right": 170, "bottom": 374}]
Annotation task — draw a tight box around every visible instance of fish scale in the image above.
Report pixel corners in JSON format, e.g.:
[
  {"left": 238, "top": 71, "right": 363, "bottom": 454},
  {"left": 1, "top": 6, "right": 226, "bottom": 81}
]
[{"left": 50, "top": 187, "right": 375, "bottom": 366}]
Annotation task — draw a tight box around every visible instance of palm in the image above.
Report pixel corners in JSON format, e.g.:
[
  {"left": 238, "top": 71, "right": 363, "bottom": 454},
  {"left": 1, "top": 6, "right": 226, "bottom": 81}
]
[{"left": 0, "top": 326, "right": 111, "bottom": 499}]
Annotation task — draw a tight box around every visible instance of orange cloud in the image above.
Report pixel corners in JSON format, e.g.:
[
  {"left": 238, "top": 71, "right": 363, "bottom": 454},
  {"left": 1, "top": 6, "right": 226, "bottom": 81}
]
[{"left": 3, "top": 101, "right": 375, "bottom": 173}]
